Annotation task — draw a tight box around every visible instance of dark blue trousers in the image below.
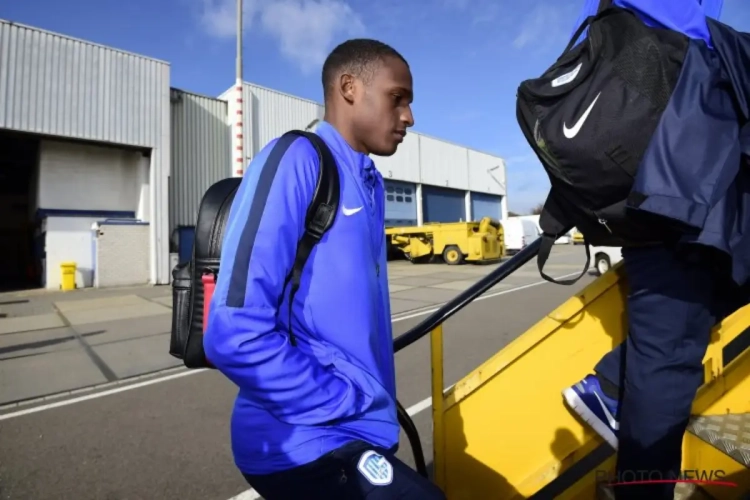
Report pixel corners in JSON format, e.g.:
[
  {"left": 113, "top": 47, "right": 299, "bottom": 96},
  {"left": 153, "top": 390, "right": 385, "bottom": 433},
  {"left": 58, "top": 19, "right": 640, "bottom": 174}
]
[
  {"left": 242, "top": 439, "right": 446, "bottom": 499},
  {"left": 594, "top": 244, "right": 741, "bottom": 499}
]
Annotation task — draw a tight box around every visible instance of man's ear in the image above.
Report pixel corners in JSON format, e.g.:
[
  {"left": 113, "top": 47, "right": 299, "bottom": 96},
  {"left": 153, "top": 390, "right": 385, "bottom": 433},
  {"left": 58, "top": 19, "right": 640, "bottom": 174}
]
[{"left": 338, "top": 73, "right": 356, "bottom": 104}]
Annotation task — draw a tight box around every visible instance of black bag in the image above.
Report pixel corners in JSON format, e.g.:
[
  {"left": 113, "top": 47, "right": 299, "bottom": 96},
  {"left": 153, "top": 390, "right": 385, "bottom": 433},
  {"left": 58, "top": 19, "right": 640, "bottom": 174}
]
[
  {"left": 169, "top": 130, "right": 340, "bottom": 368},
  {"left": 515, "top": 5, "right": 690, "bottom": 284}
]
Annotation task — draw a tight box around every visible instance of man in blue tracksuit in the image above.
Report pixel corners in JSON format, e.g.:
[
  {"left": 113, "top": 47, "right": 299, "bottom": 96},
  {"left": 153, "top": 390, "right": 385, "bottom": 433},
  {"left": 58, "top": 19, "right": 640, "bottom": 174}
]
[
  {"left": 561, "top": 1, "right": 750, "bottom": 498},
  {"left": 202, "top": 39, "right": 446, "bottom": 499}
]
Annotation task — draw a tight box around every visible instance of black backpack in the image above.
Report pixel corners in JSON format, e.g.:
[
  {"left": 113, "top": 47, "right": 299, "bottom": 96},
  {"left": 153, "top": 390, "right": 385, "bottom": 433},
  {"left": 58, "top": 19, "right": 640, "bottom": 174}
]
[
  {"left": 169, "top": 130, "right": 340, "bottom": 368},
  {"left": 516, "top": 5, "right": 690, "bottom": 284}
]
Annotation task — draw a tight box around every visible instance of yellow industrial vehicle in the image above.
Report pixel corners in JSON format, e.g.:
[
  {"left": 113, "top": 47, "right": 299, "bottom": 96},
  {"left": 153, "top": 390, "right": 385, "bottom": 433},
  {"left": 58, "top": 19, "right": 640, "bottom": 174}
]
[
  {"left": 386, "top": 217, "right": 505, "bottom": 265},
  {"left": 393, "top": 238, "right": 750, "bottom": 499},
  {"left": 572, "top": 229, "right": 585, "bottom": 245}
]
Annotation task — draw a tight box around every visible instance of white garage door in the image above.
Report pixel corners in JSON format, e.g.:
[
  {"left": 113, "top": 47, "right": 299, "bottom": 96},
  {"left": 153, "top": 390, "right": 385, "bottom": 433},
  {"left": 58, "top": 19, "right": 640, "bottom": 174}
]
[{"left": 38, "top": 139, "right": 148, "bottom": 216}]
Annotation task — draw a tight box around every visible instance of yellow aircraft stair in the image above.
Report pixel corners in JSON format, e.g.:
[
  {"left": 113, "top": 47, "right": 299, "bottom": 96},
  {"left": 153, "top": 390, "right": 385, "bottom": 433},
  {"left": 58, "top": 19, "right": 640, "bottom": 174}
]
[{"left": 393, "top": 238, "right": 750, "bottom": 499}]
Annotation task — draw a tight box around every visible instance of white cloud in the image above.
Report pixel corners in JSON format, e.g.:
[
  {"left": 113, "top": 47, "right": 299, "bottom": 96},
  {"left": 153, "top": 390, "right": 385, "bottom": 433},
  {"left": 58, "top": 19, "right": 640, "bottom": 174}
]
[{"left": 198, "top": 0, "right": 366, "bottom": 74}]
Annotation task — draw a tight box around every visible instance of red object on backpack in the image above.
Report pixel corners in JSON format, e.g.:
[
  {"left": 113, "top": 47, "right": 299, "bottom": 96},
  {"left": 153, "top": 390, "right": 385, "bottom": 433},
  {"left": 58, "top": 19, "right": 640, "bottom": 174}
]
[
  {"left": 201, "top": 272, "right": 216, "bottom": 368},
  {"left": 202, "top": 273, "right": 216, "bottom": 333}
]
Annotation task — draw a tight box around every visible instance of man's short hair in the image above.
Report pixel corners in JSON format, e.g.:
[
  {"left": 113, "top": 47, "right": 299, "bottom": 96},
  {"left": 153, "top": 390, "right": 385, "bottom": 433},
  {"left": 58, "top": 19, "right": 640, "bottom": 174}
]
[{"left": 322, "top": 38, "right": 408, "bottom": 99}]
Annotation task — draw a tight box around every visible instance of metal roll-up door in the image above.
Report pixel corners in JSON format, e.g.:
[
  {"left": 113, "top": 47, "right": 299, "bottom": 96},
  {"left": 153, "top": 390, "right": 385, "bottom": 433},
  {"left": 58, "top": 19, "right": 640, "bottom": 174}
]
[
  {"left": 422, "top": 185, "right": 466, "bottom": 223},
  {"left": 384, "top": 180, "right": 417, "bottom": 227},
  {"left": 470, "top": 192, "right": 503, "bottom": 220}
]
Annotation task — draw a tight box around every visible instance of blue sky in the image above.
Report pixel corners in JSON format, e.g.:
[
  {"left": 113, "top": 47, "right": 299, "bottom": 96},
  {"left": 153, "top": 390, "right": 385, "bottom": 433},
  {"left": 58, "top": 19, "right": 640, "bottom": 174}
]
[{"left": 2, "top": 0, "right": 749, "bottom": 213}]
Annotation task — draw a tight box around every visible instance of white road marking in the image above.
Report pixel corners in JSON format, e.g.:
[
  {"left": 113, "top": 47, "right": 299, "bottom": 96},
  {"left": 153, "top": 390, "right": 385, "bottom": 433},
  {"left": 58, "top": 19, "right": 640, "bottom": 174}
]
[
  {"left": 227, "top": 489, "right": 262, "bottom": 500},
  {"left": 0, "top": 369, "right": 206, "bottom": 421},
  {"left": 404, "top": 394, "right": 436, "bottom": 416},
  {"left": 0, "top": 270, "right": 581, "bottom": 423},
  {"left": 390, "top": 271, "right": 579, "bottom": 323}
]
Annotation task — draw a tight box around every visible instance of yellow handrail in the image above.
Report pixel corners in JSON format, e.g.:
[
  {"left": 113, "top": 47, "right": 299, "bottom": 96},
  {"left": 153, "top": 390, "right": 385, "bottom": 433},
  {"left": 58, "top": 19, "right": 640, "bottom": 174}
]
[{"left": 431, "top": 324, "right": 446, "bottom": 488}]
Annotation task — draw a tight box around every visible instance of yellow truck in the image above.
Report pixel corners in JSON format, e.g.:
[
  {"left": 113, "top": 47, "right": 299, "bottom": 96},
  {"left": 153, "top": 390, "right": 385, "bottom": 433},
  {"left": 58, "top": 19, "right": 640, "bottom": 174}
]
[{"left": 385, "top": 217, "right": 505, "bottom": 265}]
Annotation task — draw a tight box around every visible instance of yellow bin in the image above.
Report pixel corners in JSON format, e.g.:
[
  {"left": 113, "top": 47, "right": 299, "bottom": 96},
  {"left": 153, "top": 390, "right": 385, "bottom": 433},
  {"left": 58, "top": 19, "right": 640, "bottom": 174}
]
[{"left": 60, "top": 262, "right": 77, "bottom": 291}]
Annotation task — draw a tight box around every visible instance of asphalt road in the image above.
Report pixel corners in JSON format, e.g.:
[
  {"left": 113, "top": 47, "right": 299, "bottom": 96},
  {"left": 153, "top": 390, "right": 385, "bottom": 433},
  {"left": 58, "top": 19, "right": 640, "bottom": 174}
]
[{"left": 0, "top": 246, "right": 596, "bottom": 500}]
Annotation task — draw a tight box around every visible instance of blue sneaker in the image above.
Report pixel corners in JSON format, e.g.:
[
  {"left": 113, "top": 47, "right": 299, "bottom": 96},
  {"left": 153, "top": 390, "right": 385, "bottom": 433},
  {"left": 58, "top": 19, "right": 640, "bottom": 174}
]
[{"left": 562, "top": 375, "right": 619, "bottom": 449}]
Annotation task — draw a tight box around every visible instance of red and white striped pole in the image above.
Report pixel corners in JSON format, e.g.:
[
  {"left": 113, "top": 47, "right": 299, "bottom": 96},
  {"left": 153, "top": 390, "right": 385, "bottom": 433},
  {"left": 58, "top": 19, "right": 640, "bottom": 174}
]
[
  {"left": 233, "top": 0, "right": 244, "bottom": 177},
  {"left": 233, "top": 81, "right": 244, "bottom": 177}
]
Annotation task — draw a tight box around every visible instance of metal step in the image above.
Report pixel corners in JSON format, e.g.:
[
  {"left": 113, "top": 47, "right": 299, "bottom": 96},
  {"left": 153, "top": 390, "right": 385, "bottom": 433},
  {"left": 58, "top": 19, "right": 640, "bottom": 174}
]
[
  {"left": 688, "top": 414, "right": 750, "bottom": 467},
  {"left": 596, "top": 414, "right": 750, "bottom": 500}
]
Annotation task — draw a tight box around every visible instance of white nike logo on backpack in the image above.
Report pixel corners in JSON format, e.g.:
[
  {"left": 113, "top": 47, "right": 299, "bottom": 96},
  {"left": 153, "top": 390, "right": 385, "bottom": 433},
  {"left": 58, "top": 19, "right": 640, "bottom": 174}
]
[{"left": 563, "top": 92, "right": 601, "bottom": 139}]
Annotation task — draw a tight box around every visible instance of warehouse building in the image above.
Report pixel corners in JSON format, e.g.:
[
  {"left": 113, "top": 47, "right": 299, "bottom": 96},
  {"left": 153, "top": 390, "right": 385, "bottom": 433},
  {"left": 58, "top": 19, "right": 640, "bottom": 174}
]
[
  {"left": 217, "top": 83, "right": 508, "bottom": 229},
  {"left": 0, "top": 20, "right": 171, "bottom": 291},
  {"left": 1, "top": 19, "right": 507, "bottom": 291},
  {"left": 168, "top": 88, "right": 231, "bottom": 263},
  {"left": 169, "top": 84, "right": 509, "bottom": 269}
]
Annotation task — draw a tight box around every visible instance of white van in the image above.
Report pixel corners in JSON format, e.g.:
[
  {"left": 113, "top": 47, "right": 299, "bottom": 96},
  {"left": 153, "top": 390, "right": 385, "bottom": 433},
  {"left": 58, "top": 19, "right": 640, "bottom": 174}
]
[
  {"left": 518, "top": 214, "right": 571, "bottom": 244},
  {"left": 554, "top": 232, "right": 572, "bottom": 245},
  {"left": 501, "top": 218, "right": 540, "bottom": 254},
  {"left": 591, "top": 245, "right": 623, "bottom": 275}
]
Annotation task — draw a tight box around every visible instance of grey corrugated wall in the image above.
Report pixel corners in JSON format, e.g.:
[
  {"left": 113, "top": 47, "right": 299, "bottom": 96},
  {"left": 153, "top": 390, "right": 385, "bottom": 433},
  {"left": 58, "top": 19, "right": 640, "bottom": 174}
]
[
  {"left": 242, "top": 82, "right": 324, "bottom": 158},
  {"left": 169, "top": 88, "right": 231, "bottom": 232},
  {"left": 0, "top": 20, "right": 170, "bottom": 146},
  {"left": 0, "top": 19, "right": 172, "bottom": 284}
]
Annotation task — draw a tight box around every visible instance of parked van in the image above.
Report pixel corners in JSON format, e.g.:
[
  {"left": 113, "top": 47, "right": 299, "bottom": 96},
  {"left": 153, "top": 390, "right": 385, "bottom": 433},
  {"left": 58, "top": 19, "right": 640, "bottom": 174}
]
[
  {"left": 501, "top": 218, "right": 540, "bottom": 254},
  {"left": 591, "top": 245, "right": 623, "bottom": 275},
  {"left": 554, "top": 232, "right": 572, "bottom": 245},
  {"left": 518, "top": 214, "right": 571, "bottom": 244}
]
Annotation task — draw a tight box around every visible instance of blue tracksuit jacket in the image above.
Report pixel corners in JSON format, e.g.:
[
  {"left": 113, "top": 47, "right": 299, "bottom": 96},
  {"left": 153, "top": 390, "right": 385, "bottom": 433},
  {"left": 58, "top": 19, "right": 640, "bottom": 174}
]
[
  {"left": 574, "top": 0, "right": 750, "bottom": 286},
  {"left": 202, "top": 121, "right": 398, "bottom": 475}
]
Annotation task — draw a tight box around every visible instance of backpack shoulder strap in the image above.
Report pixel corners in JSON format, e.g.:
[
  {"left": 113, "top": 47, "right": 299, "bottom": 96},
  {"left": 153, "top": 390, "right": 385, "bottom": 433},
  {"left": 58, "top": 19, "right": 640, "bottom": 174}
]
[{"left": 281, "top": 129, "right": 340, "bottom": 346}]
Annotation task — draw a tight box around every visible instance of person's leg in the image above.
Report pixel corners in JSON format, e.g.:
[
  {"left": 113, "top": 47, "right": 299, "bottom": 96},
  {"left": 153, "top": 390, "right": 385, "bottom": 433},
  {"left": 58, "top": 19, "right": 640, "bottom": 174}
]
[
  {"left": 593, "top": 343, "right": 626, "bottom": 395},
  {"left": 562, "top": 244, "right": 726, "bottom": 458},
  {"left": 241, "top": 446, "right": 352, "bottom": 500},
  {"left": 346, "top": 445, "right": 447, "bottom": 499},
  {"left": 562, "top": 258, "right": 633, "bottom": 450},
  {"left": 608, "top": 245, "right": 721, "bottom": 499},
  {"left": 242, "top": 439, "right": 446, "bottom": 500}
]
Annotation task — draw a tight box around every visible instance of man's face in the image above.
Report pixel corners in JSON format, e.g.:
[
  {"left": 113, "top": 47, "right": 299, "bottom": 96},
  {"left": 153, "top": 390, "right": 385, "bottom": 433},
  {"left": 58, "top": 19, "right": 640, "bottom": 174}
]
[{"left": 353, "top": 56, "right": 414, "bottom": 157}]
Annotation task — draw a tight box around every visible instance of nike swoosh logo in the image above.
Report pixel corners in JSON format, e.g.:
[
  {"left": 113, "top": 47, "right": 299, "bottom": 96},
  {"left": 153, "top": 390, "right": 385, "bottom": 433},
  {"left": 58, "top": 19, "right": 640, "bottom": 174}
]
[
  {"left": 342, "top": 206, "right": 363, "bottom": 216},
  {"left": 593, "top": 391, "right": 619, "bottom": 430},
  {"left": 563, "top": 92, "right": 601, "bottom": 139}
]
